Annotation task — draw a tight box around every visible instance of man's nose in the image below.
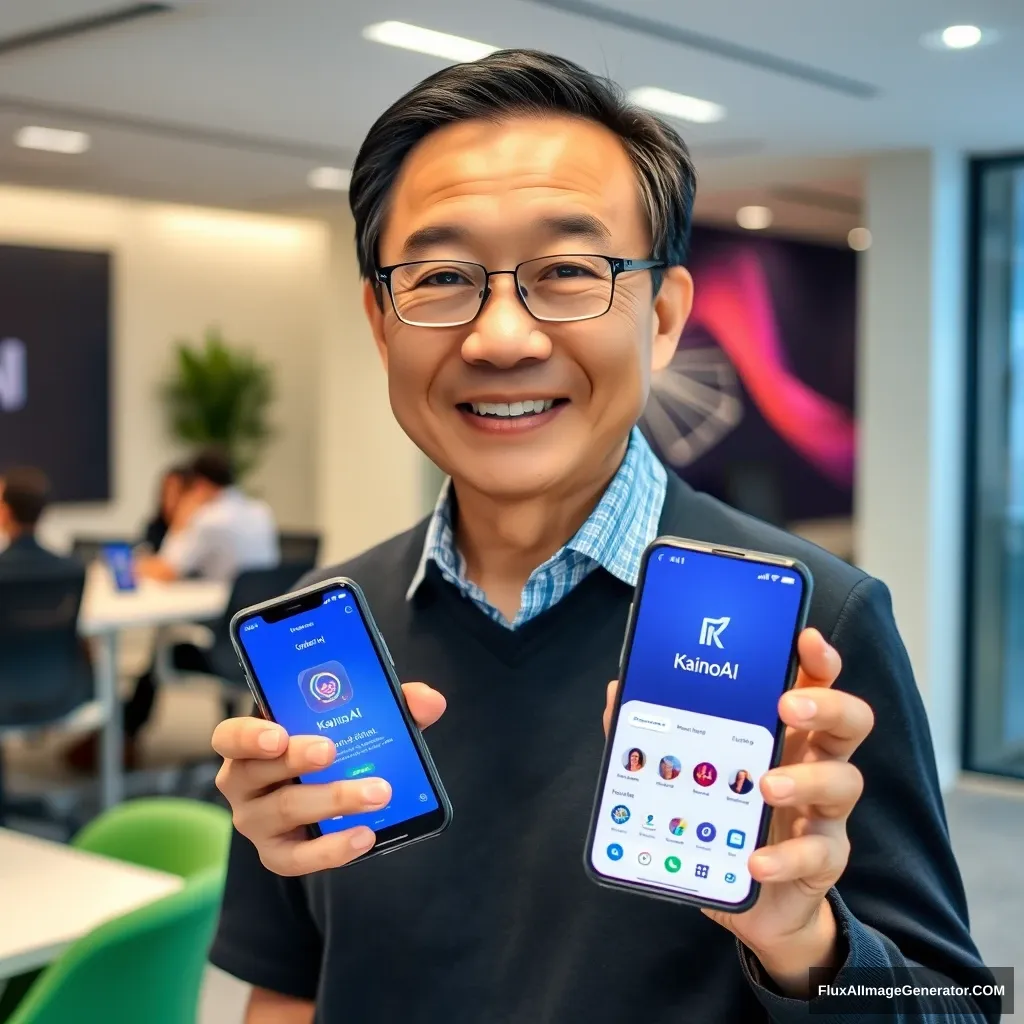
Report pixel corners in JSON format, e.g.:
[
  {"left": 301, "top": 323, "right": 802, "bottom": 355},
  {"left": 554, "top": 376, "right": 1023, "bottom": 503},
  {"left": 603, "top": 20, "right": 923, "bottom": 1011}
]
[{"left": 460, "top": 273, "right": 553, "bottom": 368}]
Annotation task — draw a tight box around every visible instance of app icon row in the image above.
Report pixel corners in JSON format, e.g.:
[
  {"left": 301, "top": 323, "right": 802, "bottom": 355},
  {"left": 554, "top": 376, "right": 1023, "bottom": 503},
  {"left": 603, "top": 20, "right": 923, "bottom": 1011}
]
[
  {"left": 621, "top": 748, "right": 756, "bottom": 794},
  {"left": 609, "top": 806, "right": 746, "bottom": 848},
  {"left": 606, "top": 844, "right": 739, "bottom": 883}
]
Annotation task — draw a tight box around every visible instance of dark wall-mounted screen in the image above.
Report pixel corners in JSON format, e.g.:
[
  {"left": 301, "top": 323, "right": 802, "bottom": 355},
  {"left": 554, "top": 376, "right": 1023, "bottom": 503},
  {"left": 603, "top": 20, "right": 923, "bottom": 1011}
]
[{"left": 0, "top": 244, "right": 111, "bottom": 502}]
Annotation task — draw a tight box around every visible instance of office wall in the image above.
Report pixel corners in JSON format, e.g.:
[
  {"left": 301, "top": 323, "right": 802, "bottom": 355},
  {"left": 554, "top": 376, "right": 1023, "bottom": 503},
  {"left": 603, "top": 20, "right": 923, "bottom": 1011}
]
[
  {"left": 316, "top": 212, "right": 427, "bottom": 566},
  {"left": 0, "top": 186, "right": 328, "bottom": 551}
]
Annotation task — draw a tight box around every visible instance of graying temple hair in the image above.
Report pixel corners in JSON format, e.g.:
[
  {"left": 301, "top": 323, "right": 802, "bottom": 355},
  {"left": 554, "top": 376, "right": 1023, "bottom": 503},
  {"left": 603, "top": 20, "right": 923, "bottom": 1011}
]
[{"left": 348, "top": 49, "right": 696, "bottom": 284}]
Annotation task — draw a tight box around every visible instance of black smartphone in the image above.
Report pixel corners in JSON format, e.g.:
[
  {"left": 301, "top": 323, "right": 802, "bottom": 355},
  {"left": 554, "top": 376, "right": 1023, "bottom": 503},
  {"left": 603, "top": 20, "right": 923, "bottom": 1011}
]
[
  {"left": 102, "top": 542, "right": 137, "bottom": 592},
  {"left": 584, "top": 537, "right": 812, "bottom": 912},
  {"left": 230, "top": 577, "right": 452, "bottom": 856}
]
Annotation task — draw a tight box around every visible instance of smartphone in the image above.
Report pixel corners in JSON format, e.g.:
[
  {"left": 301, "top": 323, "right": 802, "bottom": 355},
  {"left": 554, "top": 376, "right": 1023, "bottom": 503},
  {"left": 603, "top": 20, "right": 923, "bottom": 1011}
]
[
  {"left": 230, "top": 577, "right": 452, "bottom": 856},
  {"left": 584, "top": 537, "right": 812, "bottom": 912},
  {"left": 103, "top": 542, "right": 137, "bottom": 592}
]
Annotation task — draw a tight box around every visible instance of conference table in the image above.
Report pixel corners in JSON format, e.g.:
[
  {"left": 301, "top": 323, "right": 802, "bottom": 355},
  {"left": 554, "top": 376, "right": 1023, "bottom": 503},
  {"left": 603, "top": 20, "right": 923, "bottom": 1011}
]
[
  {"left": 0, "top": 828, "right": 183, "bottom": 980},
  {"left": 78, "top": 569, "right": 229, "bottom": 808}
]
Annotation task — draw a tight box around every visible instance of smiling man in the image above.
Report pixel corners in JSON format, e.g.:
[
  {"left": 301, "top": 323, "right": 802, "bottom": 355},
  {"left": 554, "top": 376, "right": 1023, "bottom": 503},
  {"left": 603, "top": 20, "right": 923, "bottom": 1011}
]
[{"left": 209, "top": 51, "right": 996, "bottom": 1024}]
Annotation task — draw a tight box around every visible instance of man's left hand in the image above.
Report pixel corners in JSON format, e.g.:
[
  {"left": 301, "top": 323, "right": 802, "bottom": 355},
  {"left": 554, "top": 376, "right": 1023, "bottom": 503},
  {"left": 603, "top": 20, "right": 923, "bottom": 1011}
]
[{"left": 602, "top": 627, "right": 874, "bottom": 998}]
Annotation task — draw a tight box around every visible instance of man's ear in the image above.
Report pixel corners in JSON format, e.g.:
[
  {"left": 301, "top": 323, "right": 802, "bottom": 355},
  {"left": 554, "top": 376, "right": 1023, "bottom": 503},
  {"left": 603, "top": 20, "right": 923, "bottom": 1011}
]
[
  {"left": 363, "top": 279, "right": 389, "bottom": 371},
  {"left": 650, "top": 266, "right": 694, "bottom": 373}
]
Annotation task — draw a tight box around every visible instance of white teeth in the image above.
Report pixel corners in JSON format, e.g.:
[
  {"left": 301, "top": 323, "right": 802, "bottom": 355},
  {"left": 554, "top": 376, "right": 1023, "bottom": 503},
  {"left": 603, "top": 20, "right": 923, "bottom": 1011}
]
[{"left": 468, "top": 399, "right": 556, "bottom": 418}]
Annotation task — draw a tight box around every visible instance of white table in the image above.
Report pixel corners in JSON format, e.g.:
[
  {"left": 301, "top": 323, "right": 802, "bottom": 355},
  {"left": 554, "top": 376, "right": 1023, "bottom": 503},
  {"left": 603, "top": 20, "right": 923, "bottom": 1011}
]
[
  {"left": 0, "top": 828, "right": 184, "bottom": 980},
  {"left": 78, "top": 569, "right": 229, "bottom": 808}
]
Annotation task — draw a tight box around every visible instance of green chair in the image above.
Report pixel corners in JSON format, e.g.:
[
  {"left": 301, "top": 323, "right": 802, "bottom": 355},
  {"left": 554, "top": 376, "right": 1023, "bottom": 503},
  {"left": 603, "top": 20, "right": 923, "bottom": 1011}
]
[
  {"left": 4, "top": 867, "right": 225, "bottom": 1024},
  {"left": 0, "top": 799, "right": 232, "bottom": 1024},
  {"left": 72, "top": 798, "right": 231, "bottom": 878}
]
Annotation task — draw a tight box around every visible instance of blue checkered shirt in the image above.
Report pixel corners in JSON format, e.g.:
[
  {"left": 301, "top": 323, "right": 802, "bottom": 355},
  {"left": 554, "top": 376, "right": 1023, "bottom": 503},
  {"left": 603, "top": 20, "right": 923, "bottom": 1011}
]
[{"left": 406, "top": 427, "right": 667, "bottom": 628}]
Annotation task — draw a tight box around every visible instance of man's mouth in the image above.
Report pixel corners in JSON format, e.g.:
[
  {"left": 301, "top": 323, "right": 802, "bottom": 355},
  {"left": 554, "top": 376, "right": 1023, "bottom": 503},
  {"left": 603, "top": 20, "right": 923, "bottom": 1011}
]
[{"left": 458, "top": 398, "right": 568, "bottom": 420}]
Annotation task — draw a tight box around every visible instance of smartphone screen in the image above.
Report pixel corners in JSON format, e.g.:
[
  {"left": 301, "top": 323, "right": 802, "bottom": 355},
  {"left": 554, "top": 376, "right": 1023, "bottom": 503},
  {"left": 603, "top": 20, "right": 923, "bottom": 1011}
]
[
  {"left": 103, "top": 543, "right": 136, "bottom": 592},
  {"left": 587, "top": 541, "right": 809, "bottom": 909},
  {"left": 235, "top": 583, "right": 448, "bottom": 845}
]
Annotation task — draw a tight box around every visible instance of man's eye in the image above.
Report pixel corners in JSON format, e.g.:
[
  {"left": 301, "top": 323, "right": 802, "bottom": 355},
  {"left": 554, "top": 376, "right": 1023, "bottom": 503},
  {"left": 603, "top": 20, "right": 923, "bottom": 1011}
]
[{"left": 420, "top": 270, "right": 468, "bottom": 287}]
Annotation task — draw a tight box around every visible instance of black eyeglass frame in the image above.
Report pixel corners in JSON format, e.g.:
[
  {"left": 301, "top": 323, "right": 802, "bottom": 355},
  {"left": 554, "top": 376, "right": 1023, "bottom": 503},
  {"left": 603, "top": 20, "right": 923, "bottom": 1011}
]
[{"left": 374, "top": 254, "right": 667, "bottom": 327}]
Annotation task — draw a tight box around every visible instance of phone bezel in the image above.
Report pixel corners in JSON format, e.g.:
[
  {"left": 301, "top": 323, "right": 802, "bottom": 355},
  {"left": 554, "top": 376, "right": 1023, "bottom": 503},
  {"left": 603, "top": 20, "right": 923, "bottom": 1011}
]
[
  {"left": 583, "top": 536, "right": 813, "bottom": 913},
  {"left": 229, "top": 576, "right": 453, "bottom": 858}
]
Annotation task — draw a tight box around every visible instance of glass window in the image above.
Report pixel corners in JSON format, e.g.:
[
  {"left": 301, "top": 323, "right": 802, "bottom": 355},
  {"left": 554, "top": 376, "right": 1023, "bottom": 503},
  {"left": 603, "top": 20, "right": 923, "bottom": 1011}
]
[{"left": 965, "top": 157, "right": 1024, "bottom": 776}]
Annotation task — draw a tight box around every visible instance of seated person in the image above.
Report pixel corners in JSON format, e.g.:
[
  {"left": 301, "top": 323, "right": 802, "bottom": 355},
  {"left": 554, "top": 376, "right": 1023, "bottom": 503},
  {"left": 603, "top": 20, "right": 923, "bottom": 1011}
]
[
  {"left": 0, "top": 467, "right": 77, "bottom": 578},
  {"left": 140, "top": 463, "right": 191, "bottom": 554}
]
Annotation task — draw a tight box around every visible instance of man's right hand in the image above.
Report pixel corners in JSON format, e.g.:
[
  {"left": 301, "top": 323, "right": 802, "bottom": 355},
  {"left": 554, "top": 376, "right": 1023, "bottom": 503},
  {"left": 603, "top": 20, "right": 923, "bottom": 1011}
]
[{"left": 213, "top": 682, "right": 446, "bottom": 876}]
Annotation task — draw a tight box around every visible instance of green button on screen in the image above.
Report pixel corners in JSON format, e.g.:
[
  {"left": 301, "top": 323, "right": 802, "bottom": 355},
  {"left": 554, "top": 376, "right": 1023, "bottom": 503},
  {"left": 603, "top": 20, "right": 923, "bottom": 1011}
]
[{"left": 347, "top": 763, "right": 375, "bottom": 778}]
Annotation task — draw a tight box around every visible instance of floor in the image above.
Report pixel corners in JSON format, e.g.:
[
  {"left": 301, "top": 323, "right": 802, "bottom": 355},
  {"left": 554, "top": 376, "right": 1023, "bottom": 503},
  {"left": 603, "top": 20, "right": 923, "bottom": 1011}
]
[{"left": 5, "top": 663, "right": 1023, "bottom": 1023}]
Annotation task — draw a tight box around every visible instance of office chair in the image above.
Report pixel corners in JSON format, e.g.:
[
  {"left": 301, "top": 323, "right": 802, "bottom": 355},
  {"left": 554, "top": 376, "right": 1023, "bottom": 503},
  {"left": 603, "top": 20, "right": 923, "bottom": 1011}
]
[
  {"left": 0, "top": 569, "right": 96, "bottom": 827},
  {"left": 278, "top": 531, "right": 321, "bottom": 567}
]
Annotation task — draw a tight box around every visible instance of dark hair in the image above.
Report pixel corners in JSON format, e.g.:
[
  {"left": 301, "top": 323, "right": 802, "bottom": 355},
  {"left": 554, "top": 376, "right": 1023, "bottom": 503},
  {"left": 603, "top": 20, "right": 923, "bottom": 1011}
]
[
  {"left": 189, "top": 448, "right": 235, "bottom": 488},
  {"left": 1, "top": 466, "right": 51, "bottom": 526},
  {"left": 349, "top": 49, "right": 696, "bottom": 283}
]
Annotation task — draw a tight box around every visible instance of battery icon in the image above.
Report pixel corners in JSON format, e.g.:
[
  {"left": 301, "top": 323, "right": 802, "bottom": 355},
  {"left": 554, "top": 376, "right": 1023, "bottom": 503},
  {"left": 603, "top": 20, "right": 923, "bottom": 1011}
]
[{"left": 780, "top": 576, "right": 795, "bottom": 585}]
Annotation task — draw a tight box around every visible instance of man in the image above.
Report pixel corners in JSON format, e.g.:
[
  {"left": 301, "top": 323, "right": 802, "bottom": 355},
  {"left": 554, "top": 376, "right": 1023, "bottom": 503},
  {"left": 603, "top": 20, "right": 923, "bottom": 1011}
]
[
  {"left": 136, "top": 448, "right": 277, "bottom": 584},
  {"left": 0, "top": 467, "right": 76, "bottom": 577},
  {"left": 210, "top": 52, "right": 997, "bottom": 1023}
]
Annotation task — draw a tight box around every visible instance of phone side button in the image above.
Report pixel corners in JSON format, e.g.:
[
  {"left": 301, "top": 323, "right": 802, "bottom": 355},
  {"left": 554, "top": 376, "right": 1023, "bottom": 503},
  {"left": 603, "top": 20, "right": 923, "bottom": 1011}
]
[{"left": 380, "top": 638, "right": 395, "bottom": 667}]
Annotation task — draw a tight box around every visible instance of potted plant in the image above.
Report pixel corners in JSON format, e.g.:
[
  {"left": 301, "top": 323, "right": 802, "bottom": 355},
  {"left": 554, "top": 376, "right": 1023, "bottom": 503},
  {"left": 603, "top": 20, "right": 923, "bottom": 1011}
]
[{"left": 162, "top": 327, "right": 274, "bottom": 480}]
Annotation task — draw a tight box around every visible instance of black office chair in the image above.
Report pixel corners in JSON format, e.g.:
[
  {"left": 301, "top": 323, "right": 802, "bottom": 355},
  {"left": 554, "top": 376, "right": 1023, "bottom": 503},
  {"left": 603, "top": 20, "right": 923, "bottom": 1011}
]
[
  {"left": 71, "top": 536, "right": 133, "bottom": 566},
  {"left": 278, "top": 532, "right": 321, "bottom": 567},
  {"left": 0, "top": 568, "right": 95, "bottom": 825}
]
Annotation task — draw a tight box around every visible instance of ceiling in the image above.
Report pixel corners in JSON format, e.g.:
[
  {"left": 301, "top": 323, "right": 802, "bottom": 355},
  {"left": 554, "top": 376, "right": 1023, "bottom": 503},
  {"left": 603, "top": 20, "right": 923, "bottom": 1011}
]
[{"left": 0, "top": 0, "right": 1021, "bottom": 241}]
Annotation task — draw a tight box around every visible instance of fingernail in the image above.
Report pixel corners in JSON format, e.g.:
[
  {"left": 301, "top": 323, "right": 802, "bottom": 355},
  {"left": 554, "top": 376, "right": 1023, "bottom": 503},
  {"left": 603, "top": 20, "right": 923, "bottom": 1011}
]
[
  {"left": 310, "top": 739, "right": 334, "bottom": 766},
  {"left": 791, "top": 696, "right": 817, "bottom": 719},
  {"left": 350, "top": 828, "right": 375, "bottom": 851},
  {"left": 755, "top": 853, "right": 780, "bottom": 879},
  {"left": 764, "top": 774, "right": 795, "bottom": 798},
  {"left": 258, "top": 728, "right": 284, "bottom": 752},
  {"left": 362, "top": 781, "right": 391, "bottom": 805}
]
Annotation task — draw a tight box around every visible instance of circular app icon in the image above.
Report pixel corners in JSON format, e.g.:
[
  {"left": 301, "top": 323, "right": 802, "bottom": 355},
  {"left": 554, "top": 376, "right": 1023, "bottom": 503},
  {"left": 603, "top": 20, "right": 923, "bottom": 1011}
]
[
  {"left": 637, "top": 851, "right": 652, "bottom": 866},
  {"left": 606, "top": 843, "right": 623, "bottom": 861},
  {"left": 668, "top": 817, "right": 687, "bottom": 836},
  {"left": 610, "top": 804, "right": 631, "bottom": 825},
  {"left": 311, "top": 671, "right": 341, "bottom": 702},
  {"left": 729, "top": 768, "right": 755, "bottom": 794},
  {"left": 696, "top": 821, "right": 717, "bottom": 843},
  {"left": 664, "top": 855, "right": 682, "bottom": 873},
  {"left": 622, "top": 747, "right": 646, "bottom": 772},
  {"left": 658, "top": 755, "right": 682, "bottom": 780},
  {"left": 693, "top": 761, "right": 718, "bottom": 787}
]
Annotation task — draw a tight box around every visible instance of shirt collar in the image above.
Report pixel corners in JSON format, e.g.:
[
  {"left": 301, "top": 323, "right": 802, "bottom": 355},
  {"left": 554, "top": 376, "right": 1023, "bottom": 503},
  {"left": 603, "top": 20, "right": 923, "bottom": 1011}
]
[{"left": 406, "top": 426, "right": 666, "bottom": 600}]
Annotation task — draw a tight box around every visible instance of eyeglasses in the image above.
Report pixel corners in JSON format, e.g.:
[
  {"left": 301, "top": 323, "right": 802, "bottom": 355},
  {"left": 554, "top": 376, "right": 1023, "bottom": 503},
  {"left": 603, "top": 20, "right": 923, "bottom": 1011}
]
[{"left": 374, "top": 254, "right": 666, "bottom": 328}]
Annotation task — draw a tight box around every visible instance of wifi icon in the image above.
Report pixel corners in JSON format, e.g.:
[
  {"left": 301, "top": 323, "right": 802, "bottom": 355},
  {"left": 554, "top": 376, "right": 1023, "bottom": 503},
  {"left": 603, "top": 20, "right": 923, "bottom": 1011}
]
[{"left": 770, "top": 574, "right": 780, "bottom": 582}]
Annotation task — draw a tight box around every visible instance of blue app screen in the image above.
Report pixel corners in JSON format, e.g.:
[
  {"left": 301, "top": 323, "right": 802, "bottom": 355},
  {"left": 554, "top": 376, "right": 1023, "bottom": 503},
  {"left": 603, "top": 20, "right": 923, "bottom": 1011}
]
[
  {"left": 591, "top": 545, "right": 806, "bottom": 905},
  {"left": 238, "top": 587, "right": 440, "bottom": 835}
]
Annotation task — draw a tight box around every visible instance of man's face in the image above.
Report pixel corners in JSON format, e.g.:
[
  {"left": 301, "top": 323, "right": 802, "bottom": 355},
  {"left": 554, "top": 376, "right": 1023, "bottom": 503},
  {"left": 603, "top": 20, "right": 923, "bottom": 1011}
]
[{"left": 365, "top": 115, "right": 692, "bottom": 500}]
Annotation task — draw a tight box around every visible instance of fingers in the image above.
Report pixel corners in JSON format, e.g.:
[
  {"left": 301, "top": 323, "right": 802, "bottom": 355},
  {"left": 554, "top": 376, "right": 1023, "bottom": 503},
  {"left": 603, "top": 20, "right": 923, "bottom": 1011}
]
[
  {"left": 793, "top": 628, "right": 842, "bottom": 688},
  {"left": 212, "top": 716, "right": 289, "bottom": 761},
  {"left": 778, "top": 686, "right": 875, "bottom": 759},
  {"left": 603, "top": 679, "right": 618, "bottom": 737},
  {"left": 761, "top": 760, "right": 864, "bottom": 819},
  {"left": 262, "top": 825, "right": 377, "bottom": 877},
  {"left": 748, "top": 832, "right": 849, "bottom": 888},
  {"left": 402, "top": 682, "right": 446, "bottom": 731},
  {"left": 217, "top": 733, "right": 340, "bottom": 801},
  {"left": 235, "top": 777, "right": 392, "bottom": 839}
]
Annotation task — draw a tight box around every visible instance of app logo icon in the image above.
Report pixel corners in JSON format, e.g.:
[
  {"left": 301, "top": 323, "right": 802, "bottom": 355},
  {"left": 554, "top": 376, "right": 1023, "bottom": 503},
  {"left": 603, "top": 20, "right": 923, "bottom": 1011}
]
[
  {"left": 297, "top": 661, "right": 353, "bottom": 711},
  {"left": 727, "top": 829, "right": 746, "bottom": 849},
  {"left": 724, "top": 872, "right": 737, "bottom": 883},
  {"left": 668, "top": 817, "right": 687, "bottom": 836},
  {"left": 658, "top": 755, "right": 682, "bottom": 780},
  {"left": 693, "top": 761, "right": 718, "bottom": 787},
  {"left": 606, "top": 843, "right": 624, "bottom": 861},
  {"left": 696, "top": 821, "right": 717, "bottom": 843},
  {"left": 694, "top": 863, "right": 710, "bottom": 879},
  {"left": 637, "top": 851, "right": 652, "bottom": 866},
  {"left": 664, "top": 855, "right": 682, "bottom": 873},
  {"left": 643, "top": 814, "right": 656, "bottom": 829},
  {"left": 699, "top": 615, "right": 730, "bottom": 648},
  {"left": 610, "top": 804, "right": 631, "bottom": 825}
]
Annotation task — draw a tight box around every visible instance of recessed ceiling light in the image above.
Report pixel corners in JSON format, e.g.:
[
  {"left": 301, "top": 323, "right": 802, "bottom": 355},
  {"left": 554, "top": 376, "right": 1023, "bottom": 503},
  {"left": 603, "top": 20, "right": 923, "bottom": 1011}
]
[
  {"left": 921, "top": 24, "right": 997, "bottom": 50},
  {"left": 14, "top": 125, "right": 90, "bottom": 154},
  {"left": 848, "top": 227, "right": 872, "bottom": 251},
  {"left": 308, "top": 166, "right": 352, "bottom": 191},
  {"left": 362, "top": 21, "right": 498, "bottom": 62},
  {"left": 629, "top": 87, "right": 726, "bottom": 125},
  {"left": 736, "top": 205, "right": 772, "bottom": 230}
]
